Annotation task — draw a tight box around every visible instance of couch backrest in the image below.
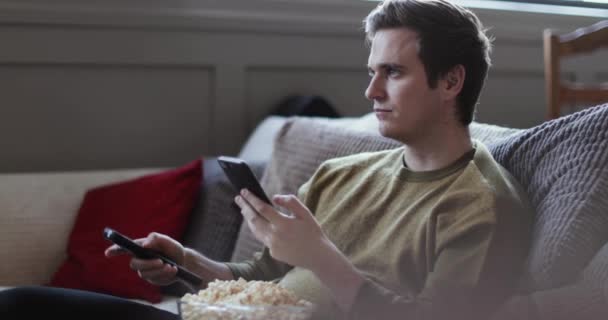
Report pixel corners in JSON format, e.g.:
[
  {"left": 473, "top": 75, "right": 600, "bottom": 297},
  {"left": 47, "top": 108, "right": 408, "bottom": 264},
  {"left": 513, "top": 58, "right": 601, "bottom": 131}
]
[
  {"left": 232, "top": 105, "right": 608, "bottom": 294},
  {"left": 0, "top": 168, "right": 160, "bottom": 286}
]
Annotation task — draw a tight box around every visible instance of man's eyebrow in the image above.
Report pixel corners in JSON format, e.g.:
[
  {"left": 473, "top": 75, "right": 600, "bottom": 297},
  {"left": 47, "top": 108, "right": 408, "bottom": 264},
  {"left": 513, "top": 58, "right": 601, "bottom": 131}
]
[{"left": 367, "top": 63, "right": 406, "bottom": 72}]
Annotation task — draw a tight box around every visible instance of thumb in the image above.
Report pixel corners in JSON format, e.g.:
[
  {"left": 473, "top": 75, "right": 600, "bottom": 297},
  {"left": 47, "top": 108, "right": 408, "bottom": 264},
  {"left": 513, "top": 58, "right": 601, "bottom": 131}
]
[
  {"left": 273, "top": 194, "right": 314, "bottom": 221},
  {"left": 141, "top": 233, "right": 179, "bottom": 259},
  {"left": 141, "top": 232, "right": 186, "bottom": 265}
]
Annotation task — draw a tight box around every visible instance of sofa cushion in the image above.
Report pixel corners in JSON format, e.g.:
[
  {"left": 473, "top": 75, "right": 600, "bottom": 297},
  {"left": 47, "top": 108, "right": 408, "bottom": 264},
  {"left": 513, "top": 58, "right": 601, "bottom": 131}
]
[
  {"left": 487, "top": 103, "right": 608, "bottom": 291},
  {"left": 163, "top": 158, "right": 266, "bottom": 296},
  {"left": 50, "top": 159, "right": 202, "bottom": 303},
  {"left": 237, "top": 116, "right": 289, "bottom": 164},
  {"left": 183, "top": 158, "right": 268, "bottom": 261}
]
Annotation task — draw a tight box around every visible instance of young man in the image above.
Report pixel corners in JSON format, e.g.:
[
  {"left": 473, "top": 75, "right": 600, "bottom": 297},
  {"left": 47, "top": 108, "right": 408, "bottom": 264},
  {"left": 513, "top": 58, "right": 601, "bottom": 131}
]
[
  {"left": 224, "top": 1, "right": 533, "bottom": 319},
  {"left": 0, "top": 1, "right": 532, "bottom": 319},
  {"left": 117, "top": 1, "right": 533, "bottom": 319}
]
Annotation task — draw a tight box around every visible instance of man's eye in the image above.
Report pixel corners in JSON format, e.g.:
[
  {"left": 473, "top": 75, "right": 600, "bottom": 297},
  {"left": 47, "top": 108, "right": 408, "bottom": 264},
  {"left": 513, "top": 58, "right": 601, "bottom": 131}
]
[
  {"left": 387, "top": 68, "right": 400, "bottom": 76},
  {"left": 367, "top": 69, "right": 375, "bottom": 77}
]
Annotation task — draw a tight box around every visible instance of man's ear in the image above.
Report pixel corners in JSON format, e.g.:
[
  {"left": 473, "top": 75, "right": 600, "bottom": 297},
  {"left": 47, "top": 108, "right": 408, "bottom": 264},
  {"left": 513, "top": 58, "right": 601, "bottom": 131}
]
[{"left": 440, "top": 65, "right": 465, "bottom": 101}]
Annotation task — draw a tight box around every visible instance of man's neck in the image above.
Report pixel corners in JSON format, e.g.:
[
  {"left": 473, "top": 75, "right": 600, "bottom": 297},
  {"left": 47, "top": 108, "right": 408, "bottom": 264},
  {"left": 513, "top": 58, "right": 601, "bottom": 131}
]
[{"left": 401, "top": 124, "right": 473, "bottom": 172}]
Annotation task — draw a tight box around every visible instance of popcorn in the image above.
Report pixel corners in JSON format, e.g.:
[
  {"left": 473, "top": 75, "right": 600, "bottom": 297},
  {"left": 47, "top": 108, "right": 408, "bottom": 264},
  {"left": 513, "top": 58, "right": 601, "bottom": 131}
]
[{"left": 179, "top": 278, "right": 314, "bottom": 320}]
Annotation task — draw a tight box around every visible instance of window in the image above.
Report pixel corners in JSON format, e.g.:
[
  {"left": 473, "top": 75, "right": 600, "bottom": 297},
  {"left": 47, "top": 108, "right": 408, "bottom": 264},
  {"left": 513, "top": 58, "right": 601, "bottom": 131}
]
[
  {"left": 364, "top": 0, "right": 607, "bottom": 17},
  {"left": 500, "top": 0, "right": 608, "bottom": 9},
  {"left": 449, "top": 0, "right": 608, "bottom": 17}
]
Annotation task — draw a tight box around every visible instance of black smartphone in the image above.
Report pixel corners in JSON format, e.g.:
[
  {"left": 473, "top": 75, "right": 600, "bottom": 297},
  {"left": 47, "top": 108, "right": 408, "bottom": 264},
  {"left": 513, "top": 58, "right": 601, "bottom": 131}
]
[
  {"left": 217, "top": 156, "right": 272, "bottom": 205},
  {"left": 103, "top": 227, "right": 202, "bottom": 287}
]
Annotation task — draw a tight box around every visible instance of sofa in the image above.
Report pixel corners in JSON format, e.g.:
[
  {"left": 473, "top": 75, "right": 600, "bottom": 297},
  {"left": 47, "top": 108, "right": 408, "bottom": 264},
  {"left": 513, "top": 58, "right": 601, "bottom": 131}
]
[{"left": 1, "top": 105, "right": 607, "bottom": 319}]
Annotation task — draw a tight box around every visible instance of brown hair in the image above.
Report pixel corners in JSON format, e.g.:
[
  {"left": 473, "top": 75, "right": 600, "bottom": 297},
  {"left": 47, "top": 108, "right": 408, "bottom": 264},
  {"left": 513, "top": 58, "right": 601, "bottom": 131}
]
[{"left": 364, "top": 0, "right": 492, "bottom": 126}]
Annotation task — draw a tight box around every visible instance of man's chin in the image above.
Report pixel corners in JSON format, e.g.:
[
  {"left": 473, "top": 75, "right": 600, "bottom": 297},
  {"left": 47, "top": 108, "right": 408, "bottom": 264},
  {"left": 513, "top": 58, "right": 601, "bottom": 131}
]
[
  {"left": 378, "top": 125, "right": 407, "bottom": 143},
  {"left": 378, "top": 126, "right": 397, "bottom": 140}
]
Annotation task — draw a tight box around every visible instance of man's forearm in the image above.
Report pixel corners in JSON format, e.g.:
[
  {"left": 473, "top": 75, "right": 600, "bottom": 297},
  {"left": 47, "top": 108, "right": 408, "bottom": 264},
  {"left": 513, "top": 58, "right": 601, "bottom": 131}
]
[
  {"left": 310, "top": 239, "right": 365, "bottom": 312},
  {"left": 183, "top": 248, "right": 235, "bottom": 289}
]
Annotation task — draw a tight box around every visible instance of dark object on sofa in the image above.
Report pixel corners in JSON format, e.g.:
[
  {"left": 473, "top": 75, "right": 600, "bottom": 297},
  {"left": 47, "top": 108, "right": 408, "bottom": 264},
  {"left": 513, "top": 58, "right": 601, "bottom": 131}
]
[{"left": 270, "top": 95, "right": 341, "bottom": 118}]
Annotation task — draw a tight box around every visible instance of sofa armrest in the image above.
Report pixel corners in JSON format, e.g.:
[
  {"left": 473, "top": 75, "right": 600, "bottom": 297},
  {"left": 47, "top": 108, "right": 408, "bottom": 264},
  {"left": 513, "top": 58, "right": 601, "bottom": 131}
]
[{"left": 0, "top": 168, "right": 162, "bottom": 286}]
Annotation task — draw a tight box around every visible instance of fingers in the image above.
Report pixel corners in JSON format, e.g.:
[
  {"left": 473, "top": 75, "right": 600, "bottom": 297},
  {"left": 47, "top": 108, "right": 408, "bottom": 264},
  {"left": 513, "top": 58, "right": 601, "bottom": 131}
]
[
  {"left": 129, "top": 257, "right": 178, "bottom": 285},
  {"left": 234, "top": 192, "right": 271, "bottom": 242},
  {"left": 104, "top": 244, "right": 128, "bottom": 257},
  {"left": 140, "top": 232, "right": 185, "bottom": 265},
  {"left": 138, "top": 264, "right": 178, "bottom": 285},
  {"left": 104, "top": 232, "right": 183, "bottom": 286},
  {"left": 273, "top": 194, "right": 314, "bottom": 221},
  {"left": 238, "top": 189, "right": 282, "bottom": 223},
  {"left": 129, "top": 257, "right": 164, "bottom": 272},
  {"left": 141, "top": 233, "right": 173, "bottom": 252},
  {"left": 104, "top": 237, "right": 147, "bottom": 258}
]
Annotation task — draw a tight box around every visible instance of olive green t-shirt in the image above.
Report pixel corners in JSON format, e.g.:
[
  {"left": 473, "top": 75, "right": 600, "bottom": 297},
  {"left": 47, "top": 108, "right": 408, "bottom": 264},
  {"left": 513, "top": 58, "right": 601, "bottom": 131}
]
[{"left": 226, "top": 141, "right": 533, "bottom": 320}]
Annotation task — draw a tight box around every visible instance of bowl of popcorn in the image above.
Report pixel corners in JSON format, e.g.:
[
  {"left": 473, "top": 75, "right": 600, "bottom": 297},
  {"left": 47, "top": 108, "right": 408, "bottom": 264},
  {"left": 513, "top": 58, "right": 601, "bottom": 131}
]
[{"left": 179, "top": 278, "right": 315, "bottom": 320}]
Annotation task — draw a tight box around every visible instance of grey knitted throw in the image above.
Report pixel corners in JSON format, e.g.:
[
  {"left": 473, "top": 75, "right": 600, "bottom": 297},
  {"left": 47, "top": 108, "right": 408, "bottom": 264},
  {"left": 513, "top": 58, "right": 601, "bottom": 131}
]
[{"left": 487, "top": 104, "right": 608, "bottom": 292}]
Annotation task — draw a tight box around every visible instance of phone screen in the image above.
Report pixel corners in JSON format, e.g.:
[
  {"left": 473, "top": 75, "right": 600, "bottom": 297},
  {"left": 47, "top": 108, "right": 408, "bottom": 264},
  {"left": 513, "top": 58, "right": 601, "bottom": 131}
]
[{"left": 217, "top": 156, "right": 272, "bottom": 205}]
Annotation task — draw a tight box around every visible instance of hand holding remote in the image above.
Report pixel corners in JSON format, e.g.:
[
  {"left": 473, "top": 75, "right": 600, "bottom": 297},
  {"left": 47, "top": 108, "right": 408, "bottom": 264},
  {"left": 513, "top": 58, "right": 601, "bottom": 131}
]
[{"left": 104, "top": 228, "right": 202, "bottom": 288}]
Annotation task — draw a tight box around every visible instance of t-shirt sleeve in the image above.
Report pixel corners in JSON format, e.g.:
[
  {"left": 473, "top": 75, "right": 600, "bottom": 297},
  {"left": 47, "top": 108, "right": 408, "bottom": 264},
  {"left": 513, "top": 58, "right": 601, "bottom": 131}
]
[
  {"left": 349, "top": 191, "right": 531, "bottom": 320},
  {"left": 225, "top": 248, "right": 292, "bottom": 281}
]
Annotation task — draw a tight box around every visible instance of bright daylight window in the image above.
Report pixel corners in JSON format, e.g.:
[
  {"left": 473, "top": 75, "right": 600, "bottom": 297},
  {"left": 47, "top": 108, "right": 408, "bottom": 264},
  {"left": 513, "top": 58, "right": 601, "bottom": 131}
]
[
  {"left": 447, "top": 0, "right": 608, "bottom": 17},
  {"left": 500, "top": 0, "right": 608, "bottom": 9},
  {"left": 364, "top": 0, "right": 608, "bottom": 16},
  {"left": 365, "top": 0, "right": 608, "bottom": 8}
]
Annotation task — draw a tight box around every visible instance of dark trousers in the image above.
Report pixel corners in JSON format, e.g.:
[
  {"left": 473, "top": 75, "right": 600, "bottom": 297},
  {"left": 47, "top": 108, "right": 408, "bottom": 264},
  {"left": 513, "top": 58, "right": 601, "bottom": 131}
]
[{"left": 0, "top": 286, "right": 179, "bottom": 320}]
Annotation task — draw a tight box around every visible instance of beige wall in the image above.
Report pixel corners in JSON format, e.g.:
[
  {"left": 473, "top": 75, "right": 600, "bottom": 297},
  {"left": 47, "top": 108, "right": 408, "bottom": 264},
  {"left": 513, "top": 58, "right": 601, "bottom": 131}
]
[{"left": 0, "top": 0, "right": 605, "bottom": 172}]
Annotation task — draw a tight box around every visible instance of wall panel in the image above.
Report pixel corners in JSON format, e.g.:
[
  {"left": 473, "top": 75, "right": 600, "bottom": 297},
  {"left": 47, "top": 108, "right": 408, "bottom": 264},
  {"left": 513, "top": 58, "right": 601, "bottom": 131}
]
[
  {"left": 0, "top": 64, "right": 213, "bottom": 172},
  {"left": 245, "top": 67, "right": 370, "bottom": 129},
  {"left": 0, "top": 1, "right": 605, "bottom": 172}
]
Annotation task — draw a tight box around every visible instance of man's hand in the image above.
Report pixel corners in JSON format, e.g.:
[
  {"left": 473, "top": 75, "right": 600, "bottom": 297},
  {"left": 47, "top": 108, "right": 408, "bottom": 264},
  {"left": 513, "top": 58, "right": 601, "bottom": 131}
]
[
  {"left": 104, "top": 232, "right": 184, "bottom": 286},
  {"left": 235, "top": 189, "right": 365, "bottom": 311},
  {"left": 234, "top": 189, "right": 329, "bottom": 271}
]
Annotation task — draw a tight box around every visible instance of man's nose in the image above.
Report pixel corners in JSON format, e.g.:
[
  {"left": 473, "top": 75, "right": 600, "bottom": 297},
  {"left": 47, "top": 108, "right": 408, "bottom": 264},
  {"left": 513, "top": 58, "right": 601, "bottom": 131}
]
[{"left": 365, "top": 76, "right": 384, "bottom": 101}]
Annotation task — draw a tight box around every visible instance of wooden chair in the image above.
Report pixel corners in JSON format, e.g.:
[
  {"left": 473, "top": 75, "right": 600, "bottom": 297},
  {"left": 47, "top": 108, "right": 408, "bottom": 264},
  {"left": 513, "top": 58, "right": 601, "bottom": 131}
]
[{"left": 544, "top": 20, "right": 608, "bottom": 120}]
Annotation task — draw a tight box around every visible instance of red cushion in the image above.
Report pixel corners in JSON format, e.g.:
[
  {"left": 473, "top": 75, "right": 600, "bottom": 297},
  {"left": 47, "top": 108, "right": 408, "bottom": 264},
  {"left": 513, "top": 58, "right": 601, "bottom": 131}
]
[{"left": 49, "top": 159, "right": 202, "bottom": 303}]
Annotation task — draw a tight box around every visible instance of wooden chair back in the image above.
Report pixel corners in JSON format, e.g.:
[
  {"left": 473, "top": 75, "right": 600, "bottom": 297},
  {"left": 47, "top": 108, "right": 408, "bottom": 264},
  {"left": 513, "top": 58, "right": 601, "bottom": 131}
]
[{"left": 544, "top": 20, "right": 608, "bottom": 119}]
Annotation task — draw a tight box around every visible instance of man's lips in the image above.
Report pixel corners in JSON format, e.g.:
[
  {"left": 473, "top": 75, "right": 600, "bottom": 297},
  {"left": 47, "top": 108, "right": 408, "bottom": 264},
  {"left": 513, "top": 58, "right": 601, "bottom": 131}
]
[
  {"left": 374, "top": 108, "right": 392, "bottom": 113},
  {"left": 374, "top": 108, "right": 392, "bottom": 120}
]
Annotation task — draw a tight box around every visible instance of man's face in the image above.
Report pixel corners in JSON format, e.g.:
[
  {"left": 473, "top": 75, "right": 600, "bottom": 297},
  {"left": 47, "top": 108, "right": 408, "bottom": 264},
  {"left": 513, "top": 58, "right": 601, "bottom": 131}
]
[{"left": 365, "top": 28, "right": 444, "bottom": 144}]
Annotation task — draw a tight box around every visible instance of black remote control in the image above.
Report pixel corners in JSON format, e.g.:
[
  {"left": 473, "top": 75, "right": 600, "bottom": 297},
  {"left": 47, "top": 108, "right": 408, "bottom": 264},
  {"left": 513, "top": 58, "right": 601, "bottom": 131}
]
[{"left": 103, "top": 227, "right": 202, "bottom": 288}]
